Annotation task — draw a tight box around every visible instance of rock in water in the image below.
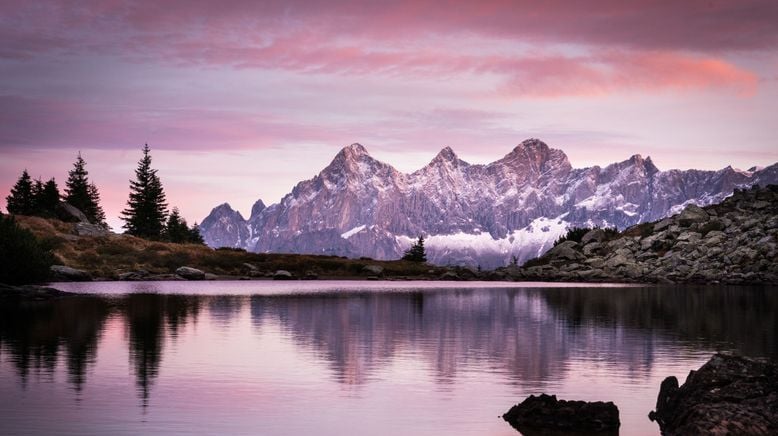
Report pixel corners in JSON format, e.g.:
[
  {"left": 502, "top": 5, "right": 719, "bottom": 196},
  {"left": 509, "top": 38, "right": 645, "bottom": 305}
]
[
  {"left": 649, "top": 353, "right": 778, "bottom": 435},
  {"left": 503, "top": 394, "right": 620, "bottom": 434},
  {"left": 50, "top": 265, "right": 92, "bottom": 281},
  {"left": 175, "top": 266, "right": 205, "bottom": 280}
]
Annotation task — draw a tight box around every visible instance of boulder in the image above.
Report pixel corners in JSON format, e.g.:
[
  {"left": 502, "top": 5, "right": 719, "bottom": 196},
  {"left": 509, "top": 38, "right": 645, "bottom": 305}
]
[
  {"left": 50, "top": 265, "right": 92, "bottom": 281},
  {"left": 55, "top": 202, "right": 90, "bottom": 223},
  {"left": 546, "top": 241, "right": 584, "bottom": 261},
  {"left": 653, "top": 218, "right": 673, "bottom": 232},
  {"left": 175, "top": 266, "right": 205, "bottom": 280},
  {"left": 273, "top": 270, "right": 293, "bottom": 280},
  {"left": 503, "top": 394, "right": 620, "bottom": 434},
  {"left": 440, "top": 271, "right": 462, "bottom": 281},
  {"left": 118, "top": 270, "right": 149, "bottom": 281},
  {"left": 303, "top": 271, "right": 318, "bottom": 280},
  {"left": 649, "top": 353, "right": 778, "bottom": 435},
  {"left": 678, "top": 204, "right": 709, "bottom": 226},
  {"left": 362, "top": 265, "right": 384, "bottom": 275},
  {"left": 74, "top": 222, "right": 111, "bottom": 237},
  {"left": 581, "top": 228, "right": 606, "bottom": 245}
]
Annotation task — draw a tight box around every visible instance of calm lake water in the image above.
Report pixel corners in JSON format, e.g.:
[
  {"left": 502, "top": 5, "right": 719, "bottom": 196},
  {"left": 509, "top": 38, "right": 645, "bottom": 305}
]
[{"left": 1, "top": 281, "right": 776, "bottom": 435}]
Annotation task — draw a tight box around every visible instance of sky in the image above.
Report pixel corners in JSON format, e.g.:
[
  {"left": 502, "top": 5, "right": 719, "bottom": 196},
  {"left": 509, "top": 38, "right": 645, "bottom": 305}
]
[{"left": 1, "top": 0, "right": 777, "bottom": 231}]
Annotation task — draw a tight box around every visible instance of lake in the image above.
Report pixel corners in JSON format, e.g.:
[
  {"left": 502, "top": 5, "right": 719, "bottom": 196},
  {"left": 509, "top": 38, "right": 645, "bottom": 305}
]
[{"left": 1, "top": 281, "right": 776, "bottom": 435}]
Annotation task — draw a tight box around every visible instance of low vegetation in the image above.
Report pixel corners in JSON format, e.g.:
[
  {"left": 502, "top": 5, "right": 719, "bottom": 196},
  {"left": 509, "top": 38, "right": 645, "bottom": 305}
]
[
  {"left": 14, "top": 215, "right": 445, "bottom": 280},
  {"left": 0, "top": 214, "right": 54, "bottom": 284}
]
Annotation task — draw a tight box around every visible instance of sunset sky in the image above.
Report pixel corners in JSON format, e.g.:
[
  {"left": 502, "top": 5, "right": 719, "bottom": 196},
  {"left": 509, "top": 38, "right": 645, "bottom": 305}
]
[{"left": 2, "top": 0, "right": 777, "bottom": 230}]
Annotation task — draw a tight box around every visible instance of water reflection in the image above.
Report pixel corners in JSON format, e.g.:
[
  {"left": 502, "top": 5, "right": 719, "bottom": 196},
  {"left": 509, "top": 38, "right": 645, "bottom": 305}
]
[{"left": 1, "top": 286, "right": 776, "bottom": 409}]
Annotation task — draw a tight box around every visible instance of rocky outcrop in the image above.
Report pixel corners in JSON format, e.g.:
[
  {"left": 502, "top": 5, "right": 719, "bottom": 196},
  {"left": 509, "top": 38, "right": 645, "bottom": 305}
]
[
  {"left": 50, "top": 265, "right": 92, "bottom": 281},
  {"left": 74, "top": 222, "right": 111, "bottom": 237},
  {"left": 649, "top": 354, "right": 778, "bottom": 435},
  {"left": 175, "top": 266, "right": 205, "bottom": 280},
  {"left": 505, "top": 185, "right": 778, "bottom": 284},
  {"left": 0, "top": 283, "right": 72, "bottom": 300},
  {"left": 503, "top": 394, "right": 620, "bottom": 434},
  {"left": 55, "top": 202, "right": 90, "bottom": 223},
  {"left": 201, "top": 139, "right": 778, "bottom": 268}
]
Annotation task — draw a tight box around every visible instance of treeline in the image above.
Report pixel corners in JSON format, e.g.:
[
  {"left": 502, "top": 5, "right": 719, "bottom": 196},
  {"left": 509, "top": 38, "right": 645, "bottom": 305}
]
[{"left": 4, "top": 144, "right": 203, "bottom": 245}]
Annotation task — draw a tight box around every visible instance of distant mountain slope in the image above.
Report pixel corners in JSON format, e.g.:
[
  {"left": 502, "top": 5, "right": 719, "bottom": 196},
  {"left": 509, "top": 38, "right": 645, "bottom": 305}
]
[{"left": 201, "top": 139, "right": 778, "bottom": 268}]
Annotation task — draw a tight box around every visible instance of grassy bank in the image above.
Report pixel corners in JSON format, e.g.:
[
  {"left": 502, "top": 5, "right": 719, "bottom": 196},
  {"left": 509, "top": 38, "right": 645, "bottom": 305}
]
[{"left": 16, "top": 216, "right": 449, "bottom": 280}]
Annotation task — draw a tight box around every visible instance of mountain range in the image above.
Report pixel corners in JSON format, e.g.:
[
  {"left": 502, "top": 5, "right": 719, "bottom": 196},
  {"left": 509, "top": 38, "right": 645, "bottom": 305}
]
[{"left": 200, "top": 139, "right": 778, "bottom": 268}]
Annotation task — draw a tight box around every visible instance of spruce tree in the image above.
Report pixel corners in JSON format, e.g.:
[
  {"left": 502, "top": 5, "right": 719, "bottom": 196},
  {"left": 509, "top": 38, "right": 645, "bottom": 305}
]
[
  {"left": 64, "top": 152, "right": 105, "bottom": 224},
  {"left": 6, "top": 170, "right": 35, "bottom": 215},
  {"left": 31, "top": 177, "right": 44, "bottom": 214},
  {"left": 121, "top": 144, "right": 168, "bottom": 239},
  {"left": 402, "top": 235, "right": 427, "bottom": 262},
  {"left": 189, "top": 222, "right": 205, "bottom": 245},
  {"left": 164, "top": 207, "right": 188, "bottom": 243},
  {"left": 37, "top": 178, "right": 61, "bottom": 217}
]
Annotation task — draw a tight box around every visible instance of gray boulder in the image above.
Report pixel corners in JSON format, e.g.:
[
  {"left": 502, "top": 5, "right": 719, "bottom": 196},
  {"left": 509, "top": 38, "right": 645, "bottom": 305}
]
[
  {"left": 581, "top": 229, "right": 606, "bottom": 245},
  {"left": 362, "top": 265, "right": 384, "bottom": 275},
  {"left": 546, "top": 241, "right": 584, "bottom": 261},
  {"left": 50, "top": 265, "right": 92, "bottom": 281},
  {"left": 175, "top": 266, "right": 206, "bottom": 280},
  {"left": 678, "top": 204, "right": 709, "bottom": 226},
  {"left": 273, "top": 270, "right": 293, "bottom": 280},
  {"left": 55, "top": 202, "right": 90, "bottom": 223},
  {"left": 74, "top": 222, "right": 111, "bottom": 237}
]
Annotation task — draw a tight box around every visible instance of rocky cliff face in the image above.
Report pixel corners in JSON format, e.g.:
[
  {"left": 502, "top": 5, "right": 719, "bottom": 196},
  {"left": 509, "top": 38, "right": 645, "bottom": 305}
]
[
  {"left": 201, "top": 140, "right": 778, "bottom": 268},
  {"left": 507, "top": 184, "right": 778, "bottom": 284}
]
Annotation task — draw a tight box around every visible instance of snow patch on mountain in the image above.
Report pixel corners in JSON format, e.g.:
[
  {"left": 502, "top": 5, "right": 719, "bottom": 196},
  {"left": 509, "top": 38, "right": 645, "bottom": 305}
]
[{"left": 341, "top": 225, "right": 367, "bottom": 239}]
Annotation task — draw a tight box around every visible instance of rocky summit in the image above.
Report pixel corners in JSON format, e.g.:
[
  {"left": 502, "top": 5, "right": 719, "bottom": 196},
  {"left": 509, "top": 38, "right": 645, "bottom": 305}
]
[
  {"left": 201, "top": 140, "right": 778, "bottom": 268},
  {"left": 504, "top": 184, "right": 778, "bottom": 284}
]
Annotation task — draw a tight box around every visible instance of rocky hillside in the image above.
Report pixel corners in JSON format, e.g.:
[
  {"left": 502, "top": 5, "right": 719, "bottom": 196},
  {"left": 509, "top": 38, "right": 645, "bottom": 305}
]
[
  {"left": 201, "top": 139, "right": 778, "bottom": 268},
  {"left": 502, "top": 185, "right": 778, "bottom": 284}
]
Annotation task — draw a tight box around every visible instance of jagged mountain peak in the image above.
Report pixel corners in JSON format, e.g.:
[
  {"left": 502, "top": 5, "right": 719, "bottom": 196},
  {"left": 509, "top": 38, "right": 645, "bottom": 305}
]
[
  {"left": 211, "top": 202, "right": 238, "bottom": 215},
  {"left": 250, "top": 199, "right": 266, "bottom": 219},
  {"left": 428, "top": 146, "right": 467, "bottom": 167},
  {"left": 338, "top": 143, "right": 369, "bottom": 158}
]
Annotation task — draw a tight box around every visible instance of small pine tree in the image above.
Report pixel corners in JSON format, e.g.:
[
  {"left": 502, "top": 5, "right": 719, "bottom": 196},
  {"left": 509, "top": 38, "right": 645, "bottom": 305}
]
[
  {"left": 37, "top": 178, "right": 61, "bottom": 217},
  {"left": 164, "top": 207, "right": 188, "bottom": 243},
  {"left": 188, "top": 222, "right": 205, "bottom": 245},
  {"left": 5, "top": 170, "right": 35, "bottom": 215},
  {"left": 402, "top": 235, "right": 427, "bottom": 262},
  {"left": 65, "top": 152, "right": 105, "bottom": 224},
  {"left": 31, "top": 177, "right": 44, "bottom": 214},
  {"left": 121, "top": 144, "right": 168, "bottom": 239}
]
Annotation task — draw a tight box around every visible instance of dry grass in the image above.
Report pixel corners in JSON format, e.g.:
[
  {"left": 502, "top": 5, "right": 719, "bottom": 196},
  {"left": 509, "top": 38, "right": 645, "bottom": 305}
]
[{"left": 15, "top": 215, "right": 443, "bottom": 279}]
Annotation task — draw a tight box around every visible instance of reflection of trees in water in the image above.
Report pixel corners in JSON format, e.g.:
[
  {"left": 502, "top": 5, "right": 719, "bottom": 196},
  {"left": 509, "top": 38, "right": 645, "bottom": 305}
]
[
  {"left": 251, "top": 287, "right": 778, "bottom": 387},
  {"left": 123, "top": 294, "right": 202, "bottom": 406},
  {"left": 208, "top": 296, "right": 243, "bottom": 326},
  {"left": 0, "top": 296, "right": 109, "bottom": 391}
]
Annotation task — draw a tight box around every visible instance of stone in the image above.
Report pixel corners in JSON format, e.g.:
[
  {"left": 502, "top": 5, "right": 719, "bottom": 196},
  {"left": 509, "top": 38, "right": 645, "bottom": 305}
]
[
  {"left": 581, "top": 228, "right": 606, "bottom": 245},
  {"left": 678, "top": 204, "right": 709, "bottom": 226},
  {"left": 362, "top": 265, "right": 384, "bottom": 275},
  {"left": 50, "top": 265, "right": 92, "bottom": 281},
  {"left": 74, "top": 222, "right": 111, "bottom": 237},
  {"left": 440, "top": 271, "right": 462, "bottom": 281},
  {"left": 55, "top": 202, "right": 90, "bottom": 223},
  {"left": 0, "top": 283, "right": 73, "bottom": 300},
  {"left": 653, "top": 218, "right": 673, "bottom": 232},
  {"left": 649, "top": 354, "right": 778, "bottom": 435},
  {"left": 175, "top": 266, "right": 206, "bottom": 280},
  {"left": 118, "top": 270, "right": 149, "bottom": 281},
  {"left": 204, "top": 273, "right": 219, "bottom": 280},
  {"left": 546, "top": 241, "right": 584, "bottom": 261},
  {"left": 583, "top": 242, "right": 601, "bottom": 256},
  {"left": 503, "top": 394, "right": 620, "bottom": 434},
  {"left": 677, "top": 231, "right": 701, "bottom": 243},
  {"left": 272, "top": 270, "right": 293, "bottom": 280},
  {"left": 303, "top": 271, "right": 318, "bottom": 280}
]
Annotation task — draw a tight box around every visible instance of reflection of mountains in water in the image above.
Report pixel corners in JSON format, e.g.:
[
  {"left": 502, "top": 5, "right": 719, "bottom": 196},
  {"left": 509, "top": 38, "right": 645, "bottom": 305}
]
[{"left": 1, "top": 287, "right": 775, "bottom": 403}]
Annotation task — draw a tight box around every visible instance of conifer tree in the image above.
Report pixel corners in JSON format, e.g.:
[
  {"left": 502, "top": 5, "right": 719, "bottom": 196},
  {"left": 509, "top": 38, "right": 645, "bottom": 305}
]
[
  {"left": 64, "top": 152, "right": 105, "bottom": 224},
  {"left": 164, "top": 207, "right": 188, "bottom": 243},
  {"left": 6, "top": 170, "right": 35, "bottom": 215},
  {"left": 31, "top": 177, "right": 44, "bottom": 213},
  {"left": 402, "top": 235, "right": 427, "bottom": 262},
  {"left": 121, "top": 144, "right": 168, "bottom": 238},
  {"left": 189, "top": 222, "right": 205, "bottom": 245},
  {"left": 37, "top": 178, "right": 61, "bottom": 216}
]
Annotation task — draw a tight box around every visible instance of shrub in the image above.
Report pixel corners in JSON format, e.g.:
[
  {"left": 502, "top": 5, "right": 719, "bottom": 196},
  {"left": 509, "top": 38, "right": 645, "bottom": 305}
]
[
  {"left": 0, "top": 214, "right": 54, "bottom": 284},
  {"left": 553, "top": 227, "right": 591, "bottom": 246}
]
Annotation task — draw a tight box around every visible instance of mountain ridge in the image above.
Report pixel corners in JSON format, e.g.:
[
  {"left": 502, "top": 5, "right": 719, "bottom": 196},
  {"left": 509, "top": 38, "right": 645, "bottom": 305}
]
[{"left": 201, "top": 139, "right": 778, "bottom": 267}]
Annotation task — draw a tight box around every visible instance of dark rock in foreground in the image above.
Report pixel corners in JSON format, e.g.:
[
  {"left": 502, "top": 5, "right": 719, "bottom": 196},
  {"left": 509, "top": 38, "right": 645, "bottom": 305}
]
[
  {"left": 649, "top": 353, "right": 778, "bottom": 435},
  {"left": 0, "top": 283, "right": 72, "bottom": 300},
  {"left": 50, "top": 265, "right": 92, "bottom": 281},
  {"left": 503, "top": 394, "right": 620, "bottom": 435}
]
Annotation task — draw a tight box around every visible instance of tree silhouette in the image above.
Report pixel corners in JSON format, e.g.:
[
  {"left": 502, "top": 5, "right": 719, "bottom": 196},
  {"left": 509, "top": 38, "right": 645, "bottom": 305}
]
[
  {"left": 402, "top": 235, "right": 427, "bottom": 262},
  {"left": 121, "top": 144, "right": 168, "bottom": 239},
  {"left": 65, "top": 152, "right": 105, "bottom": 224},
  {"left": 6, "top": 170, "right": 35, "bottom": 215}
]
